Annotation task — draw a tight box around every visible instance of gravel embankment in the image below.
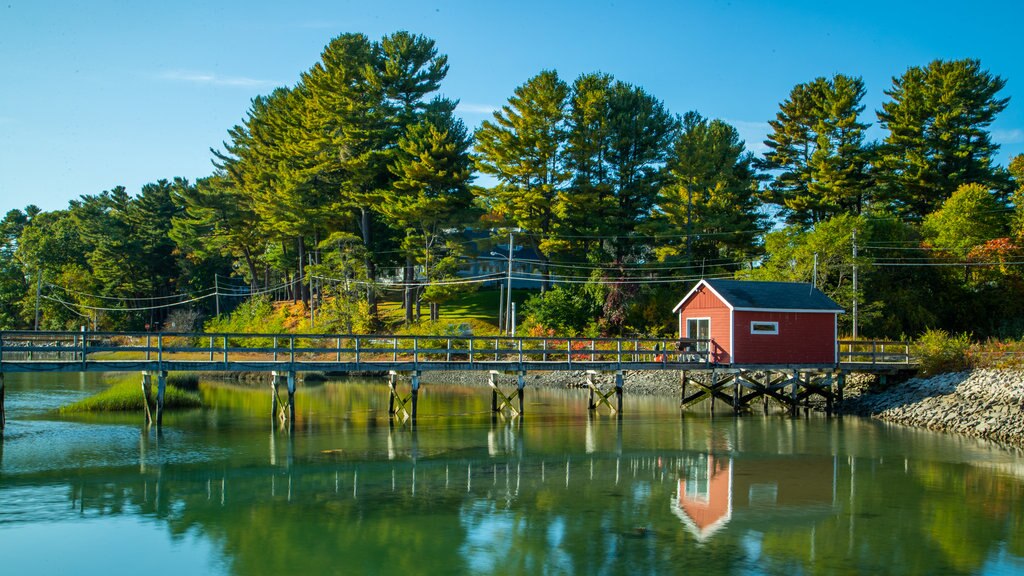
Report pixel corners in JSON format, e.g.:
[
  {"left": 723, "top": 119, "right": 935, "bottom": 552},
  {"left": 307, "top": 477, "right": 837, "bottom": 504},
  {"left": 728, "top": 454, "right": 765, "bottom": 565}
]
[{"left": 842, "top": 369, "right": 1024, "bottom": 447}]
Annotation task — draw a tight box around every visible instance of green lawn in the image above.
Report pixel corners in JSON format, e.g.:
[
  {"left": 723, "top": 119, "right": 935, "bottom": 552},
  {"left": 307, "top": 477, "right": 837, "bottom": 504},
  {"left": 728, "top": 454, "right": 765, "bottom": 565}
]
[{"left": 379, "top": 287, "right": 537, "bottom": 330}]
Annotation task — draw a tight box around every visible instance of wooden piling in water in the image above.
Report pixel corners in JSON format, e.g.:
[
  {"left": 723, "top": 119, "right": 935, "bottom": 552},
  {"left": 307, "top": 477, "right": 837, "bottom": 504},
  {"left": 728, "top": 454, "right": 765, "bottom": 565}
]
[
  {"left": 615, "top": 371, "right": 623, "bottom": 415},
  {"left": 141, "top": 372, "right": 153, "bottom": 425},
  {"left": 271, "top": 371, "right": 282, "bottom": 423},
  {"left": 389, "top": 372, "right": 397, "bottom": 415},
  {"left": 518, "top": 373, "right": 525, "bottom": 415},
  {"left": 287, "top": 372, "right": 296, "bottom": 422},
  {"left": 155, "top": 371, "right": 167, "bottom": 427},
  {"left": 0, "top": 372, "right": 5, "bottom": 431},
  {"left": 410, "top": 372, "right": 419, "bottom": 421}
]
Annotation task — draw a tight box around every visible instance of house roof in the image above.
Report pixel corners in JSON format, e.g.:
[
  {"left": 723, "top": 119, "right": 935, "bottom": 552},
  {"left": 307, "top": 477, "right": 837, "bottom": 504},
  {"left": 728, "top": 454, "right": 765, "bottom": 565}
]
[{"left": 672, "top": 279, "right": 845, "bottom": 313}]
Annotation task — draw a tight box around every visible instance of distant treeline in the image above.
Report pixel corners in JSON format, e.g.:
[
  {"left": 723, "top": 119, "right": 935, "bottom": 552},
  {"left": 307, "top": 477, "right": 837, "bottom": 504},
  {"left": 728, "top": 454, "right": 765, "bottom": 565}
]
[{"left": 1, "top": 31, "right": 1021, "bottom": 338}]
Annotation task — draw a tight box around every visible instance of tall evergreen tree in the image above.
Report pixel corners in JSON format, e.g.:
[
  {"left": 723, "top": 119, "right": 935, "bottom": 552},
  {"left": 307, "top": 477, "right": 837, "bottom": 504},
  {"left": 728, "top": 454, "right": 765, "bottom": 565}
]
[
  {"left": 652, "top": 112, "right": 763, "bottom": 265},
  {"left": 760, "top": 74, "right": 871, "bottom": 226},
  {"left": 170, "top": 173, "right": 263, "bottom": 294},
  {"left": 474, "top": 70, "right": 571, "bottom": 287},
  {"left": 382, "top": 101, "right": 475, "bottom": 321},
  {"left": 877, "top": 59, "right": 1010, "bottom": 218},
  {"left": 600, "top": 81, "right": 676, "bottom": 261}
]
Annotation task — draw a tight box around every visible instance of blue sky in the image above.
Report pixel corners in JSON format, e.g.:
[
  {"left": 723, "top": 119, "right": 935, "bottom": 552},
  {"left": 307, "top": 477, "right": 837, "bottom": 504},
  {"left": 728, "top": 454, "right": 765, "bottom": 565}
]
[{"left": 2, "top": 0, "right": 1022, "bottom": 212}]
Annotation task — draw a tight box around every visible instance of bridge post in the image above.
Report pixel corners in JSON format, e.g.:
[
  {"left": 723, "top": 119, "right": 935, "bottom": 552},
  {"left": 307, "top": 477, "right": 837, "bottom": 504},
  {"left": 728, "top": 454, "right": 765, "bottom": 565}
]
[
  {"left": 489, "top": 371, "right": 498, "bottom": 413},
  {"left": 1, "top": 372, "right": 5, "bottom": 431},
  {"left": 587, "top": 372, "right": 595, "bottom": 410},
  {"left": 679, "top": 370, "right": 687, "bottom": 409},
  {"left": 155, "top": 371, "right": 167, "bottom": 427},
  {"left": 410, "top": 372, "right": 420, "bottom": 421},
  {"left": 287, "top": 372, "right": 296, "bottom": 422},
  {"left": 836, "top": 372, "right": 845, "bottom": 412},
  {"left": 615, "top": 371, "right": 623, "bottom": 415},
  {"left": 389, "top": 372, "right": 397, "bottom": 415},
  {"left": 790, "top": 371, "right": 799, "bottom": 416},
  {"left": 518, "top": 372, "right": 526, "bottom": 415},
  {"left": 825, "top": 372, "right": 834, "bottom": 416},
  {"left": 709, "top": 368, "right": 716, "bottom": 416},
  {"left": 271, "top": 371, "right": 281, "bottom": 422},
  {"left": 141, "top": 372, "right": 153, "bottom": 425}
]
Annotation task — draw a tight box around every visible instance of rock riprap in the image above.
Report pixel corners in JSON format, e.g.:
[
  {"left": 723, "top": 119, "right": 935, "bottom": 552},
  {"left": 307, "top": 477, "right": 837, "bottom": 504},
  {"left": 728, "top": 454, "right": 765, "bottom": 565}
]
[{"left": 842, "top": 369, "right": 1024, "bottom": 446}]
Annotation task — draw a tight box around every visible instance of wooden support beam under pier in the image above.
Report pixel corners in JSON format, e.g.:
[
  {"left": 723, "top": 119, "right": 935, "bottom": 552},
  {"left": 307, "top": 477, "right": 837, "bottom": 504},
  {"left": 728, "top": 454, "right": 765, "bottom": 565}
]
[
  {"left": 679, "top": 369, "right": 840, "bottom": 416},
  {"left": 586, "top": 370, "right": 623, "bottom": 415},
  {"left": 488, "top": 371, "right": 525, "bottom": 417},
  {"left": 388, "top": 371, "right": 420, "bottom": 422}
]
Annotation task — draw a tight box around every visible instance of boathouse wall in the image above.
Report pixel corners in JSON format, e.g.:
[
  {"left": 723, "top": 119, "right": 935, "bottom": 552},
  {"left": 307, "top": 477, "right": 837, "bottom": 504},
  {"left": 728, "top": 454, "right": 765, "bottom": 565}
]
[{"left": 732, "top": 310, "right": 837, "bottom": 364}]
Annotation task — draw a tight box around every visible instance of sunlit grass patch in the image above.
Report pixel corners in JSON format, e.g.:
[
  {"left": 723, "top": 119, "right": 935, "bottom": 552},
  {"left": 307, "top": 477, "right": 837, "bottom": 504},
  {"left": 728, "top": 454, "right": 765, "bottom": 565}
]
[{"left": 59, "top": 373, "right": 202, "bottom": 413}]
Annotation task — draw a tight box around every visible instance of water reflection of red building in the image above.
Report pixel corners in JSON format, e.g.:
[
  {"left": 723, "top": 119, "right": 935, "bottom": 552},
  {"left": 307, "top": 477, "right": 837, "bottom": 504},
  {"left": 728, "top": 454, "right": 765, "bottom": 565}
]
[{"left": 671, "top": 454, "right": 835, "bottom": 542}]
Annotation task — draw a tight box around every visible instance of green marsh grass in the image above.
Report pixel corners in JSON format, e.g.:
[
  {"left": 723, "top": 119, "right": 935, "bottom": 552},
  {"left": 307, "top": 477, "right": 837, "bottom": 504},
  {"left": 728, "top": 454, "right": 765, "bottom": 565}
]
[{"left": 60, "top": 373, "right": 202, "bottom": 413}]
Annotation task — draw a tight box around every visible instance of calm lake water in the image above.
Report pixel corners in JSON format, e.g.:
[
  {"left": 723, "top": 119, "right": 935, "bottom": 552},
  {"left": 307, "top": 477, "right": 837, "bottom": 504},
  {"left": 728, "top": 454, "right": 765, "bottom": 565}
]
[{"left": 1, "top": 373, "right": 1023, "bottom": 575}]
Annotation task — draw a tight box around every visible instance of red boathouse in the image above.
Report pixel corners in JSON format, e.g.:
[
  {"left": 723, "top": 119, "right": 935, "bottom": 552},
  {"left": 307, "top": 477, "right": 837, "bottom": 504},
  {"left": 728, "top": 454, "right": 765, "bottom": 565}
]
[{"left": 672, "top": 279, "right": 843, "bottom": 365}]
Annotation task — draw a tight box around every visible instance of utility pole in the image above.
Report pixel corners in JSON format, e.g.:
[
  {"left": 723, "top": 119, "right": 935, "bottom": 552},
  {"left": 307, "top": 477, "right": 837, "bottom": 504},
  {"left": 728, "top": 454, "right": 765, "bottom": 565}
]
[
  {"left": 852, "top": 230, "right": 858, "bottom": 339},
  {"left": 214, "top": 273, "right": 221, "bottom": 317},
  {"left": 812, "top": 252, "right": 818, "bottom": 290},
  {"left": 498, "top": 283, "right": 505, "bottom": 333},
  {"left": 506, "top": 232, "right": 514, "bottom": 335},
  {"left": 34, "top": 268, "right": 41, "bottom": 331}
]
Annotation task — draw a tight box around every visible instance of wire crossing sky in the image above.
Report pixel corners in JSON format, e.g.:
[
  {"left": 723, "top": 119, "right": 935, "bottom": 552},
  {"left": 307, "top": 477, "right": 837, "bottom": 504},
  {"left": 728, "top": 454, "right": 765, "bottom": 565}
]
[{"left": 1, "top": 0, "right": 1022, "bottom": 212}]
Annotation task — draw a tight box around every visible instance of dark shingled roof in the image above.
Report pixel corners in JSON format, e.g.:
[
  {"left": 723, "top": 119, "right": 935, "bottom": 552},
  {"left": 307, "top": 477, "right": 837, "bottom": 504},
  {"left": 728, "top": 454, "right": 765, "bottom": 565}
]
[{"left": 703, "top": 279, "right": 844, "bottom": 312}]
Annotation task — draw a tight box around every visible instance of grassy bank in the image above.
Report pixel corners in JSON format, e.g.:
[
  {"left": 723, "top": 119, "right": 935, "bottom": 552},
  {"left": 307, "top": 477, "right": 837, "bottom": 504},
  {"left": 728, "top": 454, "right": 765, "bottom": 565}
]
[{"left": 60, "top": 373, "right": 202, "bottom": 413}]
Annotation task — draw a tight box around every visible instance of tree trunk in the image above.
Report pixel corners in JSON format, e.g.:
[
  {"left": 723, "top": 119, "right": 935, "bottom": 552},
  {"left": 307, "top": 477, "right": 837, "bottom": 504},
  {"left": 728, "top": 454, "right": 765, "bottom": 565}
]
[
  {"left": 359, "top": 207, "right": 378, "bottom": 320},
  {"left": 403, "top": 256, "right": 414, "bottom": 324},
  {"left": 241, "top": 246, "right": 259, "bottom": 295},
  {"left": 297, "top": 236, "right": 308, "bottom": 305}
]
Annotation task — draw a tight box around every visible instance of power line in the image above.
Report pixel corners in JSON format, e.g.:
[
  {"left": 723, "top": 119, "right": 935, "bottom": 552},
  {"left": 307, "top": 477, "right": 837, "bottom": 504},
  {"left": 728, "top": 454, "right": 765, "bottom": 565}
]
[{"left": 42, "top": 292, "right": 217, "bottom": 312}]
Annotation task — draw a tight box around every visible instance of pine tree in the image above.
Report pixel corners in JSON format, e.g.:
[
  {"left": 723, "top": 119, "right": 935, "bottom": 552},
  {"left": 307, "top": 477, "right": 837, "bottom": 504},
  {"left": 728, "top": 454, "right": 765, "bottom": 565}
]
[
  {"left": 653, "top": 112, "right": 763, "bottom": 266},
  {"left": 382, "top": 102, "right": 475, "bottom": 321},
  {"left": 877, "top": 59, "right": 1010, "bottom": 218},
  {"left": 474, "top": 70, "right": 571, "bottom": 288},
  {"left": 760, "top": 74, "right": 871, "bottom": 226},
  {"left": 170, "top": 173, "right": 263, "bottom": 294}
]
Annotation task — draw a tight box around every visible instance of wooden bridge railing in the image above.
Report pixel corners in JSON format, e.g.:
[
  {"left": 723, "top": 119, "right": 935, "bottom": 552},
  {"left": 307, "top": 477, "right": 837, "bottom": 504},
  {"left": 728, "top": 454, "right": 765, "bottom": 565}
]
[
  {"left": 837, "top": 340, "right": 912, "bottom": 365},
  {"left": 0, "top": 331, "right": 916, "bottom": 370},
  {"left": 0, "top": 331, "right": 712, "bottom": 369}
]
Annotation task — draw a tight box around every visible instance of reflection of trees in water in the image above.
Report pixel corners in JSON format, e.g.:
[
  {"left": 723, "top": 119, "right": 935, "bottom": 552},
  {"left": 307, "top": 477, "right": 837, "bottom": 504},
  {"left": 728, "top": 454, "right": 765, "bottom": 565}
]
[
  {"left": 41, "top": 449, "right": 1024, "bottom": 575},
  {"left": 8, "top": 389, "right": 1024, "bottom": 575}
]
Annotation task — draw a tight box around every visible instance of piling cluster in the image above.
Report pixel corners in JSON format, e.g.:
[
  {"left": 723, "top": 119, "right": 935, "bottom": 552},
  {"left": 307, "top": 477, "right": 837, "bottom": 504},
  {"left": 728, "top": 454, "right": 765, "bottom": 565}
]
[{"left": 842, "top": 369, "right": 1024, "bottom": 447}]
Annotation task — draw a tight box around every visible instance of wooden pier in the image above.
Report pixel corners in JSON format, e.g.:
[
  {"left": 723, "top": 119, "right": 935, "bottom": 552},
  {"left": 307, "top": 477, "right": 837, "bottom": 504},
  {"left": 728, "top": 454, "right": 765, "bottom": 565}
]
[{"left": 0, "top": 331, "right": 914, "bottom": 429}]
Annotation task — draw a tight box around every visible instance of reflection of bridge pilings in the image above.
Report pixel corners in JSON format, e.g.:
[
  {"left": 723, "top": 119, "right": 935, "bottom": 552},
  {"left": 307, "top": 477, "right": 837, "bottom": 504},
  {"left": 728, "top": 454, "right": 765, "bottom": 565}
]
[
  {"left": 586, "top": 411, "right": 623, "bottom": 456},
  {"left": 488, "top": 417, "right": 523, "bottom": 458}
]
